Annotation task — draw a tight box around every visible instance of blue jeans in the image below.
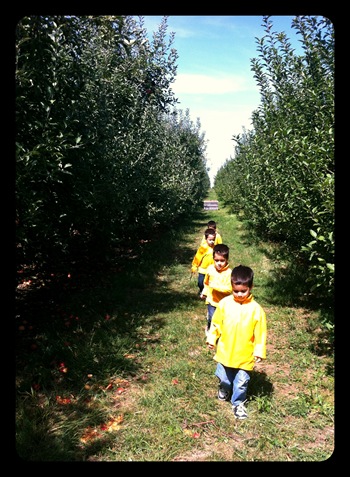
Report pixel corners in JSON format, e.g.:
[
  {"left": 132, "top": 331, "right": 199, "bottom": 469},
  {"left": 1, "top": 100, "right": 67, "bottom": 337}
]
[
  {"left": 215, "top": 362, "right": 250, "bottom": 407},
  {"left": 207, "top": 304, "right": 216, "bottom": 329},
  {"left": 198, "top": 273, "right": 205, "bottom": 294}
]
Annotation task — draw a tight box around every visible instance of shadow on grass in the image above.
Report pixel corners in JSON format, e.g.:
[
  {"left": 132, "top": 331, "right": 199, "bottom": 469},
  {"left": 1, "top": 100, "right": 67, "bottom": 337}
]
[
  {"left": 248, "top": 369, "right": 274, "bottom": 400},
  {"left": 16, "top": 210, "right": 212, "bottom": 460}
]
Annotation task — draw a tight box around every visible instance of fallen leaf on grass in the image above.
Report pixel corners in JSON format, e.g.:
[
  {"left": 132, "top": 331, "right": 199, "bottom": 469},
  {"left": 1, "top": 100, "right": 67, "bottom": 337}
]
[
  {"left": 80, "top": 415, "right": 124, "bottom": 443},
  {"left": 116, "top": 387, "right": 126, "bottom": 394},
  {"left": 80, "top": 427, "right": 100, "bottom": 443},
  {"left": 101, "top": 414, "right": 124, "bottom": 431},
  {"left": 183, "top": 429, "right": 201, "bottom": 438},
  {"left": 114, "top": 378, "right": 129, "bottom": 385},
  {"left": 104, "top": 379, "right": 129, "bottom": 392},
  {"left": 56, "top": 395, "right": 72, "bottom": 405}
]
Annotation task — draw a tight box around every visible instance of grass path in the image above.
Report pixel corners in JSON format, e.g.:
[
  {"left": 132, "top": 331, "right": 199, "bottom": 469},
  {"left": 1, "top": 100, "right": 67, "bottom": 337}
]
[{"left": 16, "top": 207, "right": 334, "bottom": 462}]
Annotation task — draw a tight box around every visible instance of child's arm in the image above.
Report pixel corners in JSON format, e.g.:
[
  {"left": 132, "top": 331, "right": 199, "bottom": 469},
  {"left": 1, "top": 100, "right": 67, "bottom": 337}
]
[
  {"left": 191, "top": 245, "right": 207, "bottom": 272},
  {"left": 253, "top": 307, "right": 267, "bottom": 361},
  {"left": 206, "top": 306, "right": 222, "bottom": 346},
  {"left": 201, "top": 271, "right": 211, "bottom": 299}
]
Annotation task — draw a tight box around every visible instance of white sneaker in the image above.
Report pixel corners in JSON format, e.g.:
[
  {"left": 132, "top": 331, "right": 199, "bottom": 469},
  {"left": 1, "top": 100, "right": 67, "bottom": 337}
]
[
  {"left": 217, "top": 387, "right": 230, "bottom": 401},
  {"left": 233, "top": 401, "right": 248, "bottom": 419}
]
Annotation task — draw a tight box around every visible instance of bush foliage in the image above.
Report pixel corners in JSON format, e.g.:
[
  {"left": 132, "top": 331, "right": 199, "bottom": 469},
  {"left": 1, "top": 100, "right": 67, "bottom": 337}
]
[
  {"left": 214, "top": 16, "right": 334, "bottom": 308},
  {"left": 16, "top": 15, "right": 210, "bottom": 272},
  {"left": 16, "top": 15, "right": 334, "bottom": 320}
]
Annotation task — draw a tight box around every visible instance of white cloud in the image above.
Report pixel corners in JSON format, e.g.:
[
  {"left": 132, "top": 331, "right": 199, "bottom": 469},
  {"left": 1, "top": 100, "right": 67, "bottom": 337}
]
[
  {"left": 172, "top": 80, "right": 261, "bottom": 184},
  {"left": 173, "top": 73, "right": 251, "bottom": 95},
  {"left": 190, "top": 107, "right": 259, "bottom": 185}
]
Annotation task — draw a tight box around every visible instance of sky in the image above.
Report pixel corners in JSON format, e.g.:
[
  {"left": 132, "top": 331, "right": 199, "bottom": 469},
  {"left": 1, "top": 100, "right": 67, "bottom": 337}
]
[{"left": 140, "top": 15, "right": 305, "bottom": 186}]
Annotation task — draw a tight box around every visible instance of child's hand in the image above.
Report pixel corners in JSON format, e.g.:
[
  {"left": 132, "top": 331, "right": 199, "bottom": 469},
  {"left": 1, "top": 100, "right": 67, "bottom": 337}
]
[
  {"left": 199, "top": 294, "right": 206, "bottom": 300},
  {"left": 254, "top": 357, "right": 262, "bottom": 363},
  {"left": 207, "top": 344, "right": 215, "bottom": 350}
]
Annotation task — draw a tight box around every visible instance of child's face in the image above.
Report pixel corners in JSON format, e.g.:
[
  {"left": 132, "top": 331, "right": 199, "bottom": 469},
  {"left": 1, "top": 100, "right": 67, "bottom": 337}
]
[
  {"left": 213, "top": 253, "right": 227, "bottom": 271},
  {"left": 232, "top": 284, "right": 251, "bottom": 303},
  {"left": 206, "top": 234, "right": 216, "bottom": 247}
]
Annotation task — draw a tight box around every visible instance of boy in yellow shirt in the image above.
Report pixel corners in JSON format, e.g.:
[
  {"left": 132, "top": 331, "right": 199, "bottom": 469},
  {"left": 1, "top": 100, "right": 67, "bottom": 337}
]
[
  {"left": 200, "top": 220, "right": 222, "bottom": 246},
  {"left": 206, "top": 265, "right": 267, "bottom": 420},
  {"left": 191, "top": 228, "right": 216, "bottom": 296},
  {"left": 201, "top": 244, "right": 232, "bottom": 333}
]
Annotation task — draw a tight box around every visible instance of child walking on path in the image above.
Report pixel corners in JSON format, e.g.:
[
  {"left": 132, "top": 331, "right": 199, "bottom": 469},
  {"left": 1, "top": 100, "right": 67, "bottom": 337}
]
[
  {"left": 191, "top": 228, "right": 216, "bottom": 296},
  {"left": 206, "top": 265, "right": 267, "bottom": 420},
  {"left": 200, "top": 244, "right": 232, "bottom": 333},
  {"left": 200, "top": 220, "right": 222, "bottom": 247}
]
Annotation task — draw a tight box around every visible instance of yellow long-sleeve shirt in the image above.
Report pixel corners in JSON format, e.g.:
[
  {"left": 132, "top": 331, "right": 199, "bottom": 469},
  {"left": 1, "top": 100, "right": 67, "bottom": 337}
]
[
  {"left": 191, "top": 244, "right": 214, "bottom": 274},
  {"left": 206, "top": 293, "right": 267, "bottom": 371},
  {"left": 202, "top": 263, "right": 232, "bottom": 307}
]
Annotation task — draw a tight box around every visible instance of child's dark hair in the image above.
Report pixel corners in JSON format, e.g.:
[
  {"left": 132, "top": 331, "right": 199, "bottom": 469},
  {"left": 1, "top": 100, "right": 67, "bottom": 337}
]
[
  {"left": 213, "top": 243, "right": 229, "bottom": 260},
  {"left": 207, "top": 220, "right": 217, "bottom": 229},
  {"left": 231, "top": 265, "right": 254, "bottom": 287},
  {"left": 204, "top": 228, "right": 216, "bottom": 238}
]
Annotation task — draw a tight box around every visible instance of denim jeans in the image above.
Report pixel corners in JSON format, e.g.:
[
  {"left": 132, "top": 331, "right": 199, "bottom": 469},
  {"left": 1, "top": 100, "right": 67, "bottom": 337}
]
[
  {"left": 215, "top": 362, "right": 250, "bottom": 407},
  {"left": 198, "top": 273, "right": 205, "bottom": 294},
  {"left": 207, "top": 304, "right": 216, "bottom": 329}
]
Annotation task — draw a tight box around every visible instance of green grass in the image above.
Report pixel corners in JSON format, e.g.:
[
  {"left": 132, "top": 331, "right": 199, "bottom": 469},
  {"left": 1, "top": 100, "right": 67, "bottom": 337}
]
[{"left": 16, "top": 205, "right": 334, "bottom": 462}]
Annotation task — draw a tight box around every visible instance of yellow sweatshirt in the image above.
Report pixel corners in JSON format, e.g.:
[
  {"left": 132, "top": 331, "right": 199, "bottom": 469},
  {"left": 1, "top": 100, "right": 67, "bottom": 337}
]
[
  {"left": 202, "top": 263, "right": 232, "bottom": 306},
  {"left": 206, "top": 293, "right": 267, "bottom": 371},
  {"left": 191, "top": 244, "right": 214, "bottom": 274}
]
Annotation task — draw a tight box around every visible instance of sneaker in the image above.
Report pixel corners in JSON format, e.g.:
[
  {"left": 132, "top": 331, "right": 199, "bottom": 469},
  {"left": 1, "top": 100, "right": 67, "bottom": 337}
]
[
  {"left": 233, "top": 402, "right": 248, "bottom": 420},
  {"left": 217, "top": 387, "right": 230, "bottom": 401}
]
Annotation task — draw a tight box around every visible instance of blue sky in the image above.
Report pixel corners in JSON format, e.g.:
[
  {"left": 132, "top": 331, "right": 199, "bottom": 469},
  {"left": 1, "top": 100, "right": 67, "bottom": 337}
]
[{"left": 140, "top": 15, "right": 306, "bottom": 185}]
